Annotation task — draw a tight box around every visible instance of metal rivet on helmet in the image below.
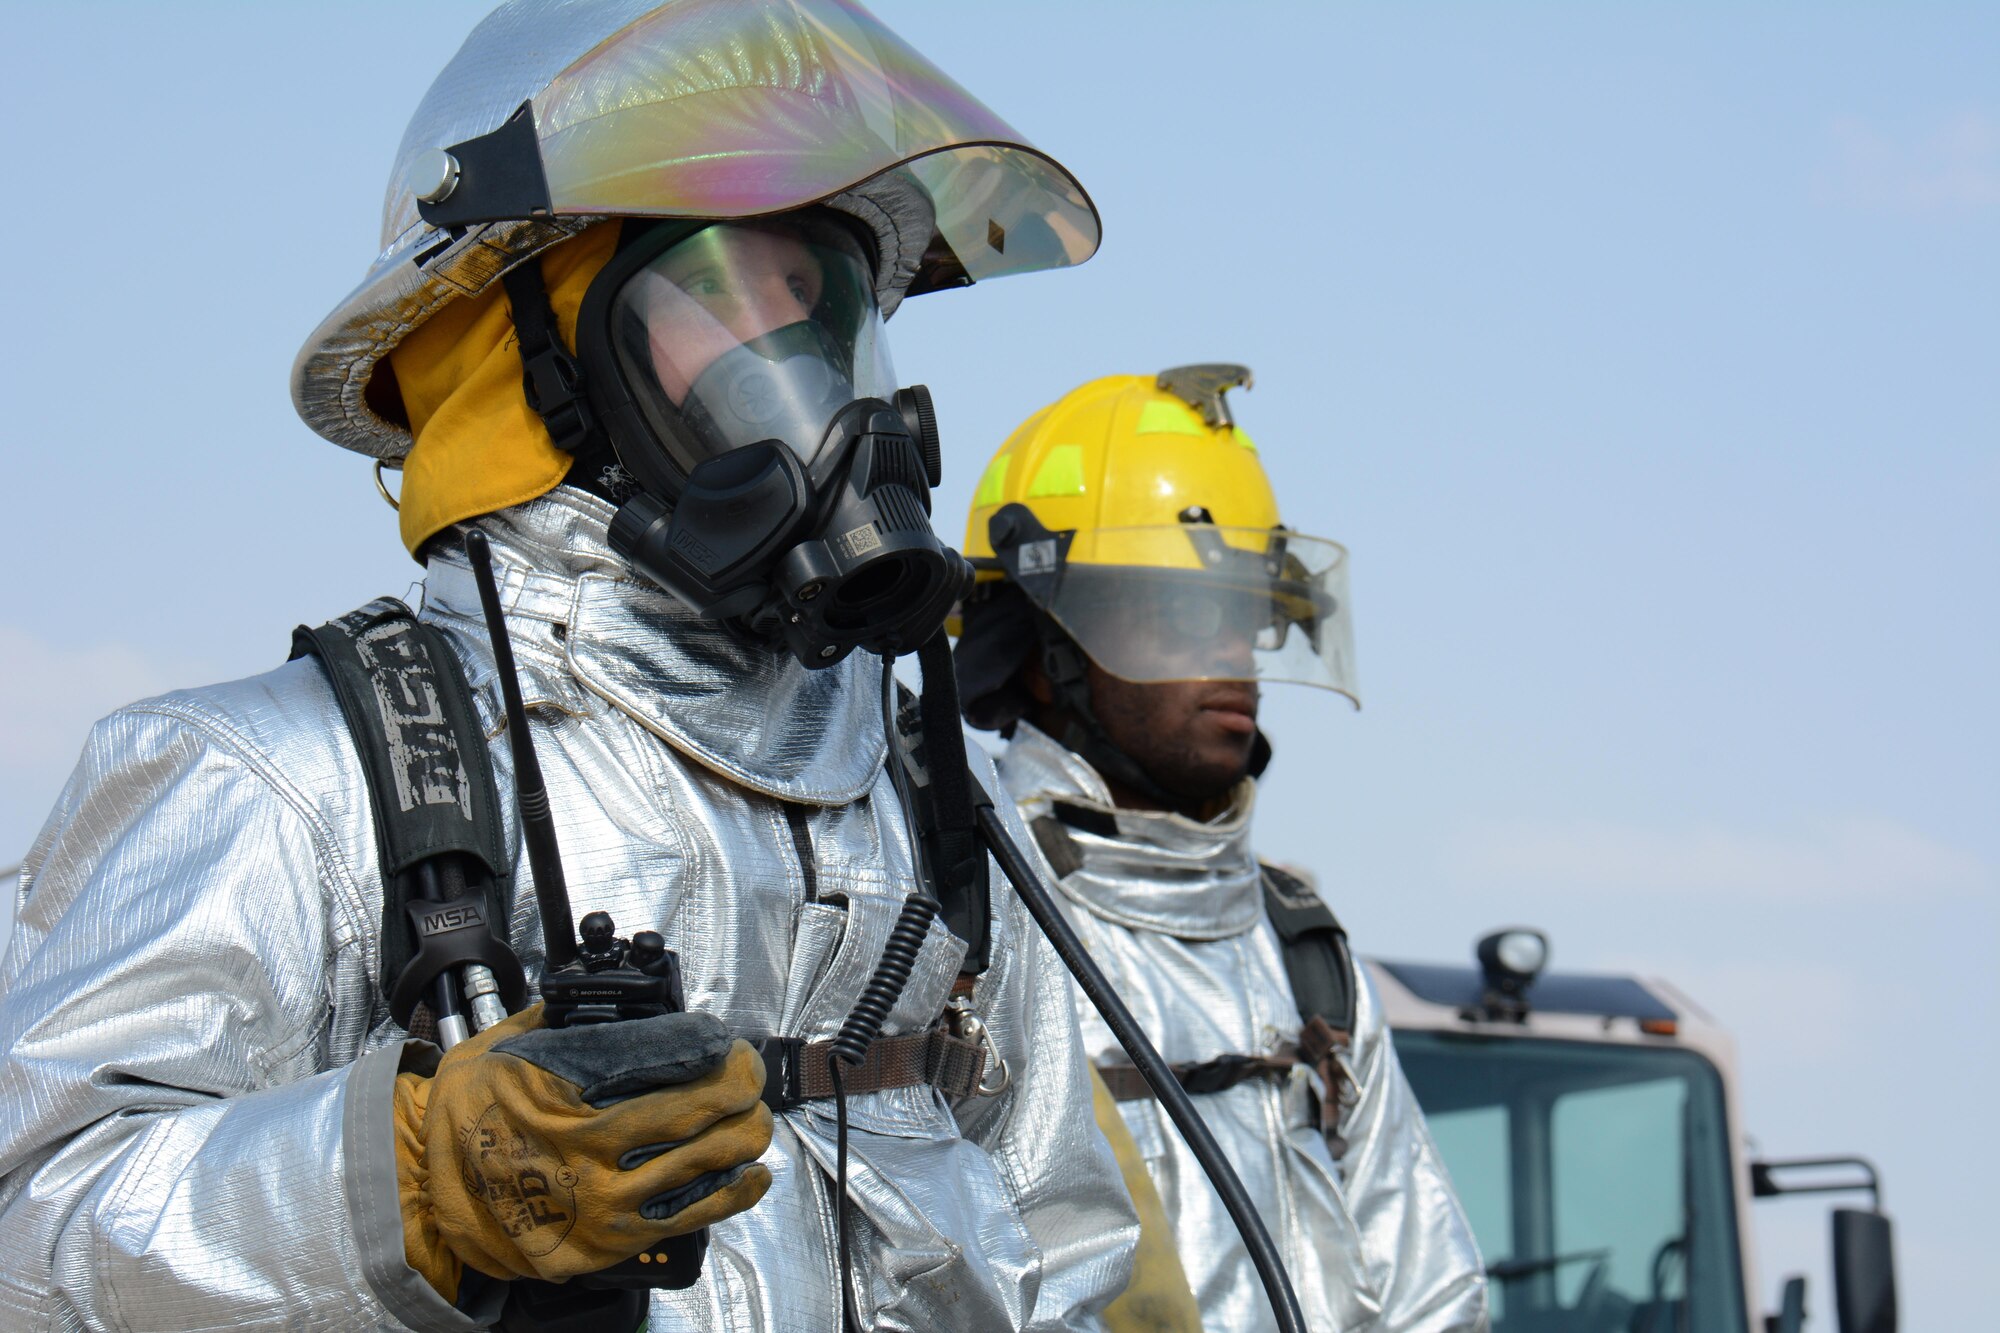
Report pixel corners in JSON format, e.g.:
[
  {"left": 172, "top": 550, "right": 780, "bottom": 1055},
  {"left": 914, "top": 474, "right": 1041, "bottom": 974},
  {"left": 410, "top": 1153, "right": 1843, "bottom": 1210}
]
[{"left": 403, "top": 149, "right": 462, "bottom": 206}]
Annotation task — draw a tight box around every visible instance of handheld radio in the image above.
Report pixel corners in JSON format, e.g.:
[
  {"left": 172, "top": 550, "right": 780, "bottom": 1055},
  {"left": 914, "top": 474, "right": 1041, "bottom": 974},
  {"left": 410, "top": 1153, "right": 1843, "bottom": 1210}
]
[{"left": 464, "top": 529, "right": 707, "bottom": 1324}]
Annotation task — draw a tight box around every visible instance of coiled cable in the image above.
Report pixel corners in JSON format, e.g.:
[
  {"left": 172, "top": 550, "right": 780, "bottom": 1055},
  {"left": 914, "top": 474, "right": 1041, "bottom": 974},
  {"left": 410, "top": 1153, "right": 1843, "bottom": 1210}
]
[
  {"left": 827, "top": 655, "right": 944, "bottom": 1329},
  {"left": 830, "top": 893, "right": 939, "bottom": 1068}
]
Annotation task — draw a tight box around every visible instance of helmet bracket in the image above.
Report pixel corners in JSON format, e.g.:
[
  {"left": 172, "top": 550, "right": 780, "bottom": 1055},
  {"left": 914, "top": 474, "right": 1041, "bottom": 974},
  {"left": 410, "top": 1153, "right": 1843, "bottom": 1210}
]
[
  {"left": 415, "top": 101, "right": 554, "bottom": 229},
  {"left": 1156, "top": 363, "right": 1253, "bottom": 429}
]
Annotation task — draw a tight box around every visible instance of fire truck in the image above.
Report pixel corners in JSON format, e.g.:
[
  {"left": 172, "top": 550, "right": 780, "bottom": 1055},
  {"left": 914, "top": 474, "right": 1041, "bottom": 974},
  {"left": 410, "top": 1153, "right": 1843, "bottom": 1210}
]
[{"left": 1369, "top": 931, "right": 1896, "bottom": 1332}]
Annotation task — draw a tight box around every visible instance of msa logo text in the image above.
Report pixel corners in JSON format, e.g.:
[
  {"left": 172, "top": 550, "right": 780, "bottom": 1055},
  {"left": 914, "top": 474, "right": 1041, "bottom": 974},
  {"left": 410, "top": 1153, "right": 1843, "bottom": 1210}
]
[{"left": 417, "top": 902, "right": 486, "bottom": 935}]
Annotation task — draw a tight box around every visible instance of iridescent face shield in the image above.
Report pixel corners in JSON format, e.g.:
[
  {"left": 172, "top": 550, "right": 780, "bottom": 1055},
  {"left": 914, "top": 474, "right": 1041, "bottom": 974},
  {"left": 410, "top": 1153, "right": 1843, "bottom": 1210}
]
[
  {"left": 407, "top": 0, "right": 1098, "bottom": 300},
  {"left": 584, "top": 216, "right": 895, "bottom": 495},
  {"left": 988, "top": 507, "right": 1359, "bottom": 704},
  {"left": 299, "top": 0, "right": 1104, "bottom": 460}
]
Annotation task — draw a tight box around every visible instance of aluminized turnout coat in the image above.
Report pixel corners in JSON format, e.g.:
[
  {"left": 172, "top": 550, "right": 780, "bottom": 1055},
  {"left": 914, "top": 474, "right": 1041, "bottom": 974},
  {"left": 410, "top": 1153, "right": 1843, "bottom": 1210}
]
[
  {"left": 0, "top": 490, "right": 1136, "bottom": 1333},
  {"left": 997, "top": 724, "right": 1489, "bottom": 1333}
]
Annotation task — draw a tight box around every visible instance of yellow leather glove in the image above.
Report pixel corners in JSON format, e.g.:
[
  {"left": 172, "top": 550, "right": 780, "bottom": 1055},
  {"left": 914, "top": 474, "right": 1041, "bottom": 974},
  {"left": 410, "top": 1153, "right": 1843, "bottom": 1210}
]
[
  {"left": 394, "top": 1004, "right": 774, "bottom": 1300},
  {"left": 1091, "top": 1067, "right": 1203, "bottom": 1333}
]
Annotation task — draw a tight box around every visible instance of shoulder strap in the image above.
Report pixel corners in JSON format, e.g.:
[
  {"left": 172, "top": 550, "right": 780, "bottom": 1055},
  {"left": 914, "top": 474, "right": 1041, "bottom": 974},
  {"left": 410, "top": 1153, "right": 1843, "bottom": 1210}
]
[
  {"left": 1259, "top": 862, "right": 1356, "bottom": 1040},
  {"left": 888, "top": 632, "right": 993, "bottom": 976},
  {"left": 290, "top": 598, "right": 520, "bottom": 1022},
  {"left": 1027, "top": 815, "right": 1083, "bottom": 879},
  {"left": 291, "top": 599, "right": 506, "bottom": 878},
  {"left": 1261, "top": 861, "right": 1359, "bottom": 1155}
]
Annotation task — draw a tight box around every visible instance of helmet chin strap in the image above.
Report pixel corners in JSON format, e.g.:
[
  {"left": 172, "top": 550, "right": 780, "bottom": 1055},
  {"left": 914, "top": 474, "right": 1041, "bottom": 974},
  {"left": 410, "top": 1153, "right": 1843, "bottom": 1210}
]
[{"left": 1033, "top": 615, "right": 1271, "bottom": 810}]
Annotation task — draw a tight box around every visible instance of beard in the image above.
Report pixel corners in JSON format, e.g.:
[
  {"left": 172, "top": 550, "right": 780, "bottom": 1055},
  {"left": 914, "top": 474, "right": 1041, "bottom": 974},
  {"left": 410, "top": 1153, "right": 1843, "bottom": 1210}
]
[{"left": 1085, "top": 670, "right": 1259, "bottom": 806}]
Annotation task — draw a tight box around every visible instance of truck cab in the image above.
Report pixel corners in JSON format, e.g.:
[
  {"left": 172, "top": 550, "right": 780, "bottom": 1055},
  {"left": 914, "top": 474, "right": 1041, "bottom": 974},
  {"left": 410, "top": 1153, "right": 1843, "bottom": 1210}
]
[{"left": 1367, "top": 931, "right": 1896, "bottom": 1333}]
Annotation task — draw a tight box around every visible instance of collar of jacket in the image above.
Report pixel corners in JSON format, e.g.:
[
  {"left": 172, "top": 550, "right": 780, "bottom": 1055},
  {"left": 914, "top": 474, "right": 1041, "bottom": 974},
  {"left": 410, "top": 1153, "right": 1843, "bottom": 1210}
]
[
  {"left": 997, "top": 723, "right": 1263, "bottom": 941},
  {"left": 421, "top": 486, "right": 888, "bottom": 804}
]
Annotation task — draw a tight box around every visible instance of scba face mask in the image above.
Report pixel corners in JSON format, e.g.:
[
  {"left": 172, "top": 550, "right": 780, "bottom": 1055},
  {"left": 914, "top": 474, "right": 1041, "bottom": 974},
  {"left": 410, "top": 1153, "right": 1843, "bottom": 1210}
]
[{"left": 572, "top": 215, "right": 968, "bottom": 667}]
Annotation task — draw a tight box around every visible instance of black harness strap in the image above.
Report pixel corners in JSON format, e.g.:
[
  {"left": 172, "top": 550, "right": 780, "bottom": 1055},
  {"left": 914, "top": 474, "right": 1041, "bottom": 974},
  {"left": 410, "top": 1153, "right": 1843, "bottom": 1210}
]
[
  {"left": 1025, "top": 804, "right": 1118, "bottom": 878},
  {"left": 501, "top": 258, "right": 598, "bottom": 456},
  {"left": 1260, "top": 861, "right": 1358, "bottom": 1155},
  {"left": 1259, "top": 863, "right": 1356, "bottom": 1039},
  {"left": 1097, "top": 1049, "right": 1298, "bottom": 1102},
  {"left": 915, "top": 631, "right": 989, "bottom": 973},
  {"left": 889, "top": 632, "right": 993, "bottom": 975},
  {"left": 290, "top": 598, "right": 525, "bottom": 1025},
  {"left": 1028, "top": 815, "right": 1084, "bottom": 879},
  {"left": 1029, "top": 815, "right": 1362, "bottom": 1146}
]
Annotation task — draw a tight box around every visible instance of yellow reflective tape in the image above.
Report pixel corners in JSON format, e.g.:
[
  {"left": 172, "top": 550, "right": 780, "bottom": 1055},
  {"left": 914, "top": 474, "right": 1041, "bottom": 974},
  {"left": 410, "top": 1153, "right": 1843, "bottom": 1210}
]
[
  {"left": 1136, "top": 400, "right": 1206, "bottom": 436},
  {"left": 973, "top": 452, "right": 1012, "bottom": 508},
  {"left": 1233, "top": 427, "right": 1258, "bottom": 454},
  {"left": 1026, "top": 444, "right": 1087, "bottom": 498}
]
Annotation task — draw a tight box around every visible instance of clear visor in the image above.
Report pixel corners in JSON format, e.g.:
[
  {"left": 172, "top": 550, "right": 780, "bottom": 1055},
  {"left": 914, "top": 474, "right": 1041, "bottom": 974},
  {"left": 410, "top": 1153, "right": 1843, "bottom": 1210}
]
[
  {"left": 608, "top": 216, "right": 895, "bottom": 470},
  {"left": 1043, "top": 526, "right": 1359, "bottom": 703}
]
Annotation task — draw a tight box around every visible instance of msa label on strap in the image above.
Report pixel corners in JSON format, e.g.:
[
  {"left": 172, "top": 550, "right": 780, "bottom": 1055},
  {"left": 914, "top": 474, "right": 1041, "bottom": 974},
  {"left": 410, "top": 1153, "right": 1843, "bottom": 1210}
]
[
  {"left": 415, "top": 899, "right": 490, "bottom": 937},
  {"left": 291, "top": 596, "right": 519, "bottom": 1021},
  {"left": 353, "top": 618, "right": 476, "bottom": 817},
  {"left": 292, "top": 598, "right": 504, "bottom": 878}
]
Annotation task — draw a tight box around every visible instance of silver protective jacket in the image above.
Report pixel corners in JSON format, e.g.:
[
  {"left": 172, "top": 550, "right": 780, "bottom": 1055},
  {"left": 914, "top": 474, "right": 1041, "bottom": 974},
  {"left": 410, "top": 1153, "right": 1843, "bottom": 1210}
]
[
  {"left": 997, "top": 724, "right": 1488, "bottom": 1333},
  {"left": 0, "top": 490, "right": 1135, "bottom": 1333}
]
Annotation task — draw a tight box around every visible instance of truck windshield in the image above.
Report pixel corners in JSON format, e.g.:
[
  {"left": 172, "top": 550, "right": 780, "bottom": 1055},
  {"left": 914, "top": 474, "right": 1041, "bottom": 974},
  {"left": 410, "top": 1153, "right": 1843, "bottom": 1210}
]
[{"left": 1396, "top": 1033, "right": 1746, "bottom": 1333}]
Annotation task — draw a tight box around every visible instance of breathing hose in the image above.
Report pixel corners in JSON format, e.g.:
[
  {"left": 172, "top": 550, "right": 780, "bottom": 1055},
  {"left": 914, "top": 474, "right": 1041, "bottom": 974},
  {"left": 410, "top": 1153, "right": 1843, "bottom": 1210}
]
[
  {"left": 821, "top": 658, "right": 948, "bottom": 1330},
  {"left": 972, "top": 794, "right": 1310, "bottom": 1333}
]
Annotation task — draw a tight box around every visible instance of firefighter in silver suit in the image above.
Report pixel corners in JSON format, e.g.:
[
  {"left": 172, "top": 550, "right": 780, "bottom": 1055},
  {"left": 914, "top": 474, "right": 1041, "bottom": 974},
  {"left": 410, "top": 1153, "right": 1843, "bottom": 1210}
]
[
  {"left": 0, "top": 4, "right": 1136, "bottom": 1329},
  {"left": 954, "top": 368, "right": 1491, "bottom": 1331}
]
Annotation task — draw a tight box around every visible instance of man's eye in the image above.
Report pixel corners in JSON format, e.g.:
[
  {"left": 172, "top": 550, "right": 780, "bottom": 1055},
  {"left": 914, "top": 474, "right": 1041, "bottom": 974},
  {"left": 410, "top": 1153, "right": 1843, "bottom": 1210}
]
[{"left": 788, "top": 279, "right": 812, "bottom": 306}]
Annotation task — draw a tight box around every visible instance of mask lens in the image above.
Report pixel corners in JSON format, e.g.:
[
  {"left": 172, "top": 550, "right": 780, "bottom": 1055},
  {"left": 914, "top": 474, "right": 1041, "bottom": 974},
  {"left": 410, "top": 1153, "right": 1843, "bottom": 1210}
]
[{"left": 607, "top": 216, "right": 894, "bottom": 473}]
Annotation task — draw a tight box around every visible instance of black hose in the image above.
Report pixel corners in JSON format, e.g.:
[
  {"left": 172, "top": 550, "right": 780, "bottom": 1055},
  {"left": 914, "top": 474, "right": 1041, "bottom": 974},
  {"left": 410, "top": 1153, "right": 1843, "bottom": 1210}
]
[
  {"left": 828, "top": 892, "right": 939, "bottom": 1333},
  {"left": 824, "top": 655, "right": 946, "bottom": 1330},
  {"left": 974, "top": 801, "right": 1309, "bottom": 1333},
  {"left": 414, "top": 857, "right": 469, "bottom": 1045},
  {"left": 829, "top": 1058, "right": 864, "bottom": 1333}
]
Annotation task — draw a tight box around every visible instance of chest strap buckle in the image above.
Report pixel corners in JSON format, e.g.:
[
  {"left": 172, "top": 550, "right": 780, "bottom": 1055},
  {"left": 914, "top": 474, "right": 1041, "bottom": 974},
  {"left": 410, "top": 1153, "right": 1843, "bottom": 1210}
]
[{"left": 757, "top": 1026, "right": 990, "bottom": 1114}]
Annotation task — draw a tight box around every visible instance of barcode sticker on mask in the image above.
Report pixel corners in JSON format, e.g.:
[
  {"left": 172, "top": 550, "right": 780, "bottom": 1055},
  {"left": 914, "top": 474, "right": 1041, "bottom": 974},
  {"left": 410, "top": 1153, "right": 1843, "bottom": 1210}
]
[{"left": 840, "top": 524, "right": 883, "bottom": 558}]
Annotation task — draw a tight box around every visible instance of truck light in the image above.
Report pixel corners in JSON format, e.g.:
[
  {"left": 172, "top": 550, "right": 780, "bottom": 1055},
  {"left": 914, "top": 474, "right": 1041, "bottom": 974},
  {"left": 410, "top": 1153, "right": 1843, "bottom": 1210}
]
[
  {"left": 1493, "top": 931, "right": 1547, "bottom": 976},
  {"left": 1475, "top": 927, "right": 1549, "bottom": 1021}
]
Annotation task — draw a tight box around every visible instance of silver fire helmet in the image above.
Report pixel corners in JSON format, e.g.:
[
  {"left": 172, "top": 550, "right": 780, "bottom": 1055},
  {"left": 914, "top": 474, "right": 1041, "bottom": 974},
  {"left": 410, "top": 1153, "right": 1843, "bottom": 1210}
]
[{"left": 292, "top": 0, "right": 1102, "bottom": 459}]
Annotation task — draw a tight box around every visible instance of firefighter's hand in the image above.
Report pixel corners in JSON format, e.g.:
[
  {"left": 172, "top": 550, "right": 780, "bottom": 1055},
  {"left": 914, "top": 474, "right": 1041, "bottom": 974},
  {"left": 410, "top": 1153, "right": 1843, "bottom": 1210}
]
[{"left": 393, "top": 1004, "right": 774, "bottom": 1300}]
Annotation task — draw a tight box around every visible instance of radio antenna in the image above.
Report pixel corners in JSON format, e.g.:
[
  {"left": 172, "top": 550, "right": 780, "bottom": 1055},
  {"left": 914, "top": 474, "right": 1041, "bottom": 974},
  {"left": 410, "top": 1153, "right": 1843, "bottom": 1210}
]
[{"left": 464, "top": 528, "right": 578, "bottom": 970}]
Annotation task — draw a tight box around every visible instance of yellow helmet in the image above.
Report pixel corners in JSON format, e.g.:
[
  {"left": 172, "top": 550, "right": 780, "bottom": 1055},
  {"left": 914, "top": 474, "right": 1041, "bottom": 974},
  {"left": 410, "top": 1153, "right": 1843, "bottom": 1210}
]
[
  {"left": 954, "top": 365, "right": 1357, "bottom": 731},
  {"left": 964, "top": 366, "right": 1280, "bottom": 564}
]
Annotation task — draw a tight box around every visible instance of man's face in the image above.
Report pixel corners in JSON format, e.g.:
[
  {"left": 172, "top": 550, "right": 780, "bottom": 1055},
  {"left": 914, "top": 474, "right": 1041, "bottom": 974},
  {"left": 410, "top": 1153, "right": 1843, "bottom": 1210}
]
[
  {"left": 635, "top": 224, "right": 827, "bottom": 404},
  {"left": 1025, "top": 569, "right": 1268, "bottom": 808},
  {"left": 1082, "top": 663, "right": 1261, "bottom": 805}
]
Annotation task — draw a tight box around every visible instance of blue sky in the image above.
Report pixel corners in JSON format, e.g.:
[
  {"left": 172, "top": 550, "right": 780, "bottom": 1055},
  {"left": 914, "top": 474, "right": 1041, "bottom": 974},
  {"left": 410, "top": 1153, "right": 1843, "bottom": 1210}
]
[{"left": 2, "top": 3, "right": 1994, "bottom": 1326}]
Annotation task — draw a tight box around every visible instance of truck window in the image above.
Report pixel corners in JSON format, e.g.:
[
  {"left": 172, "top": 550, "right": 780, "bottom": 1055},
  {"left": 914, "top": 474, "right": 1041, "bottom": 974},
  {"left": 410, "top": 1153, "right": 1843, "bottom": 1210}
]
[{"left": 1397, "top": 1034, "right": 1746, "bottom": 1333}]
